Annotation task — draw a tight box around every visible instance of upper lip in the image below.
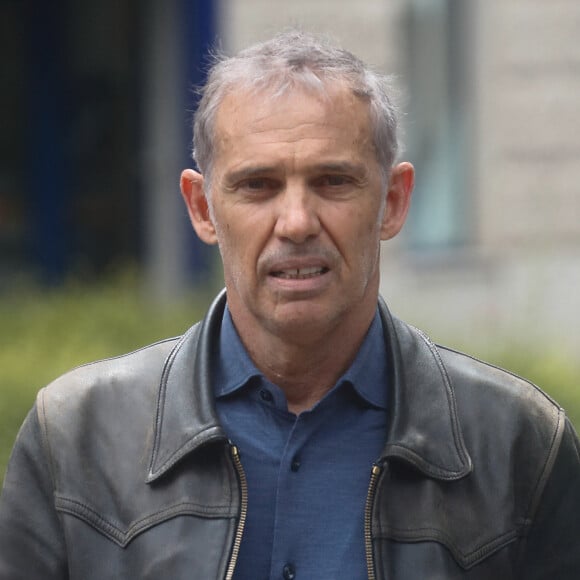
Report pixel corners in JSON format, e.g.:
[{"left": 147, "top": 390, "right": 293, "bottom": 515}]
[
  {"left": 266, "top": 258, "right": 330, "bottom": 276},
  {"left": 260, "top": 245, "right": 337, "bottom": 277},
  {"left": 269, "top": 259, "right": 328, "bottom": 273}
]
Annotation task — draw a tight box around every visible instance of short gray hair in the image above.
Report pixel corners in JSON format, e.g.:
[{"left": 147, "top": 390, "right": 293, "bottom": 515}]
[{"left": 192, "top": 30, "right": 401, "bottom": 191}]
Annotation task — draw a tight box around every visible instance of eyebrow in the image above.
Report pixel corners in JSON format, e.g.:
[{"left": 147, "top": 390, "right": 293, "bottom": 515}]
[
  {"left": 223, "top": 161, "right": 368, "bottom": 185},
  {"left": 223, "top": 165, "right": 281, "bottom": 185}
]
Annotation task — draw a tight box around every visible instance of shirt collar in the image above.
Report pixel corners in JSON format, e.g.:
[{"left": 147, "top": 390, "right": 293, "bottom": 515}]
[
  {"left": 340, "top": 311, "right": 388, "bottom": 409},
  {"left": 213, "top": 305, "right": 388, "bottom": 410},
  {"left": 213, "top": 306, "right": 261, "bottom": 398}
]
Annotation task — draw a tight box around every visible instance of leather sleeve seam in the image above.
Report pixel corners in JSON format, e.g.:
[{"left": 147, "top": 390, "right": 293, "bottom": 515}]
[
  {"left": 523, "top": 407, "right": 565, "bottom": 525},
  {"left": 35, "top": 389, "right": 59, "bottom": 497},
  {"left": 570, "top": 418, "right": 580, "bottom": 462}
]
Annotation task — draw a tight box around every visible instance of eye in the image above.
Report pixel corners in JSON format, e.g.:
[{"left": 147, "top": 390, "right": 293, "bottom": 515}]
[
  {"left": 246, "top": 178, "right": 267, "bottom": 190},
  {"left": 235, "top": 177, "right": 279, "bottom": 197},
  {"left": 312, "top": 174, "right": 352, "bottom": 188},
  {"left": 239, "top": 178, "right": 278, "bottom": 193}
]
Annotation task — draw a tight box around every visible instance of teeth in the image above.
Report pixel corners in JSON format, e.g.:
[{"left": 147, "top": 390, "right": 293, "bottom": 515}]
[{"left": 276, "top": 267, "right": 325, "bottom": 279}]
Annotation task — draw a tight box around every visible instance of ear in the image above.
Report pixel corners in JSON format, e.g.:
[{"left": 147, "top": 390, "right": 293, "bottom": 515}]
[
  {"left": 380, "top": 162, "right": 415, "bottom": 241},
  {"left": 180, "top": 168, "right": 218, "bottom": 245}
]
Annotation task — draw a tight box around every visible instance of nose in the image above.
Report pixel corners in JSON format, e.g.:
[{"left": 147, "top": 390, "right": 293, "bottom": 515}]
[{"left": 274, "top": 184, "right": 321, "bottom": 244}]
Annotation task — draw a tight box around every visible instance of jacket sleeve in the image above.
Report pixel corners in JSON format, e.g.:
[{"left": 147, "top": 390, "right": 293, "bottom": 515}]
[
  {"left": 520, "top": 417, "right": 580, "bottom": 579},
  {"left": 0, "top": 404, "right": 68, "bottom": 579}
]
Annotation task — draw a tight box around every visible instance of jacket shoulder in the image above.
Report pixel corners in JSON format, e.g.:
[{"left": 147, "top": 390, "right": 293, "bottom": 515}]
[
  {"left": 437, "top": 345, "right": 563, "bottom": 431},
  {"left": 437, "top": 345, "right": 566, "bottom": 521},
  {"left": 38, "top": 336, "right": 182, "bottom": 416},
  {"left": 382, "top": 320, "right": 570, "bottom": 570},
  {"left": 34, "top": 334, "right": 191, "bottom": 477},
  {"left": 32, "top": 330, "right": 205, "bottom": 500}
]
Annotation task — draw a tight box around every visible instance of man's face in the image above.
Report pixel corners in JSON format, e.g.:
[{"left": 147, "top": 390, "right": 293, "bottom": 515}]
[{"left": 183, "top": 84, "right": 412, "bottom": 343}]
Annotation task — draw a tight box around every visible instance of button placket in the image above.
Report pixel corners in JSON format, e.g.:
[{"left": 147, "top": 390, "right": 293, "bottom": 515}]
[
  {"left": 260, "top": 388, "right": 273, "bottom": 402},
  {"left": 290, "top": 456, "right": 301, "bottom": 472},
  {"left": 271, "top": 415, "right": 309, "bottom": 578}
]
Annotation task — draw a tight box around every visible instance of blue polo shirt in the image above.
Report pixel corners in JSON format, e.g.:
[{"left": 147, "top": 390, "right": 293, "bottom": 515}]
[{"left": 213, "top": 307, "right": 388, "bottom": 580}]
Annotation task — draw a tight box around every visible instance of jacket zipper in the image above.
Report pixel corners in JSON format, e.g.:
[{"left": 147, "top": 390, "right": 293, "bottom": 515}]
[
  {"left": 364, "top": 463, "right": 383, "bottom": 580},
  {"left": 225, "top": 444, "right": 248, "bottom": 580}
]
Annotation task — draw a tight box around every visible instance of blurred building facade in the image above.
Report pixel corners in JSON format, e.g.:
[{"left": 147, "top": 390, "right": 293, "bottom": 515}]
[
  {"left": 222, "top": 0, "right": 580, "bottom": 356},
  {"left": 0, "top": 0, "right": 216, "bottom": 299},
  {"left": 1, "top": 0, "right": 579, "bottom": 353}
]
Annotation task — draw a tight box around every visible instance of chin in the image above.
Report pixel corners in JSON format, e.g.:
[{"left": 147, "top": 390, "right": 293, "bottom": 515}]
[{"left": 267, "top": 304, "right": 344, "bottom": 335}]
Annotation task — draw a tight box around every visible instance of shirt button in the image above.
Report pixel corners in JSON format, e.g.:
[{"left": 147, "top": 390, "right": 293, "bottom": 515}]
[
  {"left": 282, "top": 563, "right": 296, "bottom": 579},
  {"left": 259, "top": 389, "right": 273, "bottom": 402},
  {"left": 290, "top": 456, "right": 301, "bottom": 472}
]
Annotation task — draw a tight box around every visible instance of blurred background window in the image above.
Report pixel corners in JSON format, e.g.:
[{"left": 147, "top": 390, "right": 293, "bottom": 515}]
[
  {"left": 0, "top": 0, "right": 142, "bottom": 286},
  {"left": 403, "top": 0, "right": 473, "bottom": 250},
  {"left": 0, "top": 0, "right": 214, "bottom": 292}
]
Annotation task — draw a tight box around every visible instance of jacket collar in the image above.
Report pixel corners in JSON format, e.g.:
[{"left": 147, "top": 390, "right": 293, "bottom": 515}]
[
  {"left": 146, "top": 290, "right": 229, "bottom": 482},
  {"left": 378, "top": 296, "right": 472, "bottom": 479},
  {"left": 147, "top": 290, "right": 471, "bottom": 482}
]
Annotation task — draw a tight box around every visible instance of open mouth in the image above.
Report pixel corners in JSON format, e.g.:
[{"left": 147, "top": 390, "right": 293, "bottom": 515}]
[{"left": 270, "top": 266, "right": 329, "bottom": 280}]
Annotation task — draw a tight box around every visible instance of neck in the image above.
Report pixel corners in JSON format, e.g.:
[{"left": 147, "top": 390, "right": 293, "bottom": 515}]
[{"left": 232, "top": 306, "right": 377, "bottom": 415}]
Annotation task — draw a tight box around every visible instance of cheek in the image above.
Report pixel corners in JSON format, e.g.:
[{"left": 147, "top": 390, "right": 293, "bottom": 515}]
[
  {"left": 354, "top": 209, "right": 384, "bottom": 263},
  {"left": 215, "top": 218, "right": 258, "bottom": 271},
  {"left": 354, "top": 206, "right": 383, "bottom": 240}
]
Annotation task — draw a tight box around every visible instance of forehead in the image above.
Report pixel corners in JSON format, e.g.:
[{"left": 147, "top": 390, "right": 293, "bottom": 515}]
[{"left": 212, "top": 83, "right": 374, "bottom": 161}]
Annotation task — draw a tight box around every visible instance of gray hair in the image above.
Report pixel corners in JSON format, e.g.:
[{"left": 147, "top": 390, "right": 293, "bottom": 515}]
[{"left": 192, "top": 30, "right": 401, "bottom": 192}]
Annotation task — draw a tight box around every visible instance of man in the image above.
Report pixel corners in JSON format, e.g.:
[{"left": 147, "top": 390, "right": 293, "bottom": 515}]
[{"left": 1, "top": 31, "right": 579, "bottom": 579}]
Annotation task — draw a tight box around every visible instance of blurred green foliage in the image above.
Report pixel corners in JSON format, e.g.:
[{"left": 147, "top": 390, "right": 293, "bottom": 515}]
[
  {"left": 483, "top": 348, "right": 580, "bottom": 429},
  {"left": 1, "top": 277, "right": 579, "bottom": 482},
  {"left": 0, "top": 274, "right": 212, "bottom": 481}
]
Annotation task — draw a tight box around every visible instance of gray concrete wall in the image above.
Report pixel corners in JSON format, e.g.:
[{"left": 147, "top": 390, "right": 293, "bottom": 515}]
[{"left": 217, "top": 0, "right": 580, "bottom": 356}]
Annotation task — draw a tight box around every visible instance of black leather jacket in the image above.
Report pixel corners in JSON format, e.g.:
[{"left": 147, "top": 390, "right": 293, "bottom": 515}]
[{"left": 1, "top": 291, "right": 579, "bottom": 579}]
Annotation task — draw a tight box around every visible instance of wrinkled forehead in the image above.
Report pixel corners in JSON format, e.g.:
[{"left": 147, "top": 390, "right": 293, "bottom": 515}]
[{"left": 213, "top": 81, "right": 375, "bottom": 154}]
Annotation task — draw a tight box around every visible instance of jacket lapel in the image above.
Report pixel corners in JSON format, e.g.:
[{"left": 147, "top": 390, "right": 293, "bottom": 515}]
[
  {"left": 378, "top": 297, "right": 472, "bottom": 480},
  {"left": 146, "top": 290, "right": 228, "bottom": 482}
]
